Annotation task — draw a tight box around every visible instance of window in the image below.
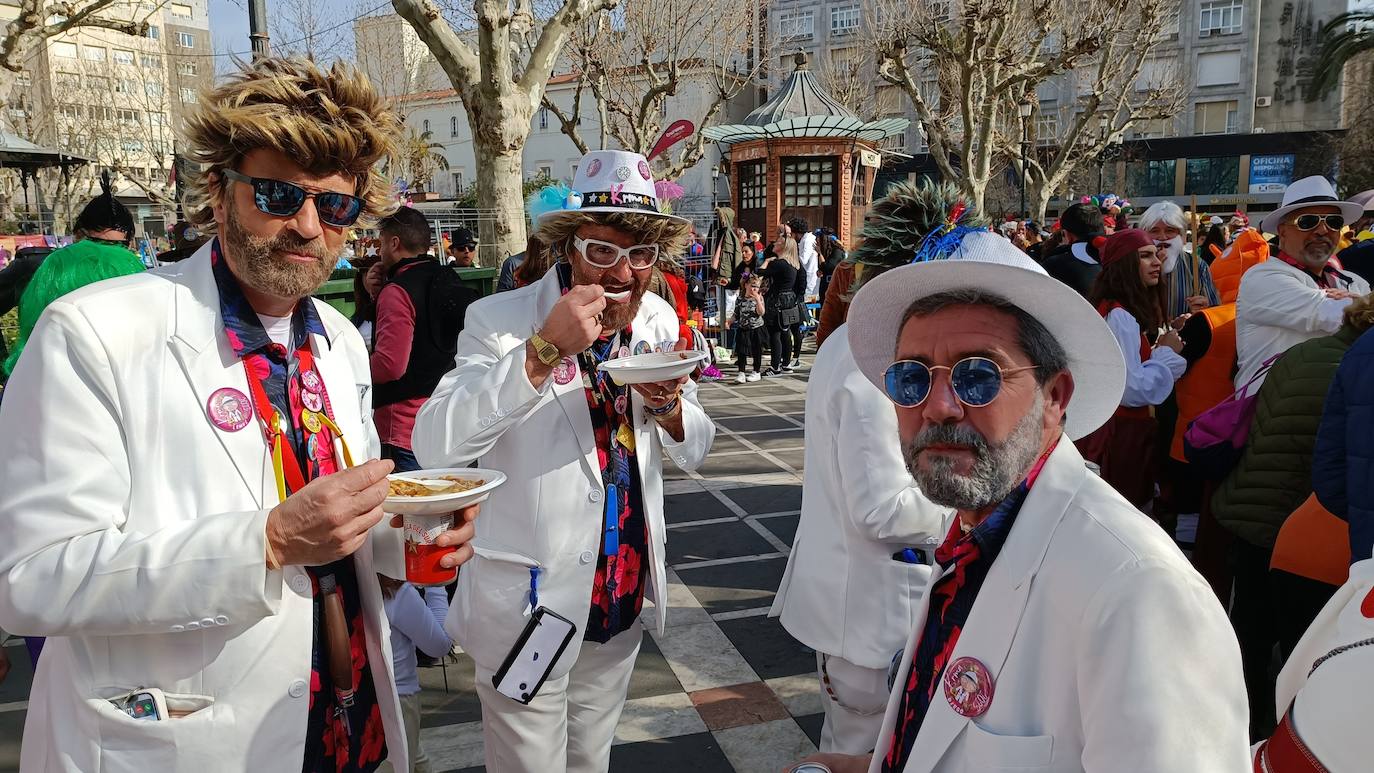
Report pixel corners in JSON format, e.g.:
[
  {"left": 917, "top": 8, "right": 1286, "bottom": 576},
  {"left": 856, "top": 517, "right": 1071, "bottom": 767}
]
[
  {"left": 83, "top": 46, "right": 106, "bottom": 62},
  {"left": 121, "top": 138, "right": 144, "bottom": 153},
  {"left": 113, "top": 49, "right": 134, "bottom": 65},
  {"left": 1127, "top": 159, "right": 1176, "bottom": 197},
  {"left": 87, "top": 75, "right": 111, "bottom": 92},
  {"left": 89, "top": 105, "right": 112, "bottom": 121},
  {"left": 52, "top": 41, "right": 77, "bottom": 58},
  {"left": 782, "top": 158, "right": 836, "bottom": 208},
  {"left": 538, "top": 108, "right": 548, "bottom": 131},
  {"left": 779, "top": 11, "right": 814, "bottom": 40},
  {"left": 179, "top": 87, "right": 197, "bottom": 103},
  {"left": 142, "top": 53, "right": 161, "bottom": 68},
  {"left": 54, "top": 71, "right": 81, "bottom": 89},
  {"left": 146, "top": 25, "right": 160, "bottom": 40},
  {"left": 1199, "top": 0, "right": 1243, "bottom": 36},
  {"left": 171, "top": 2, "right": 193, "bottom": 16},
  {"left": 422, "top": 119, "right": 430, "bottom": 134},
  {"left": 536, "top": 164, "right": 553, "bottom": 179},
  {"left": 450, "top": 115, "right": 458, "bottom": 137},
  {"left": 1195, "top": 99, "right": 1238, "bottom": 134},
  {"left": 16, "top": 72, "right": 30, "bottom": 88},
  {"left": 1185, "top": 157, "right": 1240, "bottom": 195},
  {"left": 175, "top": 31, "right": 195, "bottom": 49},
  {"left": 145, "top": 81, "right": 164, "bottom": 97},
  {"left": 177, "top": 61, "right": 196, "bottom": 76},
  {"left": 118, "top": 108, "right": 142, "bottom": 123},
  {"left": 1196, "top": 50, "right": 1241, "bottom": 86},
  {"left": 830, "top": 6, "right": 860, "bottom": 35},
  {"left": 1036, "top": 105, "right": 1058, "bottom": 145},
  {"left": 738, "top": 160, "right": 767, "bottom": 211},
  {"left": 1127, "top": 117, "right": 1173, "bottom": 139},
  {"left": 116, "top": 78, "right": 141, "bottom": 94},
  {"left": 452, "top": 171, "right": 464, "bottom": 192},
  {"left": 59, "top": 104, "right": 83, "bottom": 119}
]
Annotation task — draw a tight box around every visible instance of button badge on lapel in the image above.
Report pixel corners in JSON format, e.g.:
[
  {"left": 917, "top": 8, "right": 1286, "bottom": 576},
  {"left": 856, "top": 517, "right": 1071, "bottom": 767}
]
[
  {"left": 553, "top": 356, "right": 578, "bottom": 385},
  {"left": 943, "top": 656, "right": 994, "bottom": 718},
  {"left": 207, "top": 387, "right": 253, "bottom": 432}
]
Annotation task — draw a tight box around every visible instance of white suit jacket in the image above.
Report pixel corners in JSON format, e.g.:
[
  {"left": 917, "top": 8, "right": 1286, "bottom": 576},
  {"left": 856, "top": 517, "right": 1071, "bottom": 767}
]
[
  {"left": 771, "top": 327, "right": 950, "bottom": 668},
  {"left": 870, "top": 439, "right": 1251, "bottom": 773},
  {"left": 411, "top": 268, "right": 713, "bottom": 680},
  {"left": 0, "top": 245, "right": 407, "bottom": 772}
]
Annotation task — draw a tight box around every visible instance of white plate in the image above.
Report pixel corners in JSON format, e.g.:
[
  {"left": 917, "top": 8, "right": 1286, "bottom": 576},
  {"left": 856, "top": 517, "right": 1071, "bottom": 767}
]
[
  {"left": 597, "top": 350, "right": 709, "bottom": 385},
  {"left": 384, "top": 468, "right": 507, "bottom": 515}
]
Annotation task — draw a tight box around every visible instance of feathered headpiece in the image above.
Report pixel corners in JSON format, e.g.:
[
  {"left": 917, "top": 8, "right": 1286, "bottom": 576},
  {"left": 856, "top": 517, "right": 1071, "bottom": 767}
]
[
  {"left": 526, "top": 182, "right": 577, "bottom": 223},
  {"left": 848, "top": 180, "right": 988, "bottom": 296}
]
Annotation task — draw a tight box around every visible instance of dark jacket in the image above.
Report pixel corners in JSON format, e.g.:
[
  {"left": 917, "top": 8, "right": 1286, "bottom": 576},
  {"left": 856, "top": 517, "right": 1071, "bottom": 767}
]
[
  {"left": 758, "top": 256, "right": 798, "bottom": 322},
  {"left": 1312, "top": 327, "right": 1374, "bottom": 563},
  {"left": 1042, "top": 241, "right": 1101, "bottom": 300},
  {"left": 725, "top": 257, "right": 759, "bottom": 291},
  {"left": 1337, "top": 239, "right": 1374, "bottom": 285},
  {"left": 497, "top": 253, "right": 524, "bottom": 292},
  {"left": 1212, "top": 324, "right": 1363, "bottom": 549},
  {"left": 372, "top": 257, "right": 479, "bottom": 408}
]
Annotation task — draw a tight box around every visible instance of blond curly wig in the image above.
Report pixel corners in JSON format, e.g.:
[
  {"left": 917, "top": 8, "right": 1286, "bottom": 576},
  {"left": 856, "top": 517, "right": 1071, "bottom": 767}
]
[
  {"left": 179, "top": 57, "right": 401, "bottom": 230},
  {"left": 536, "top": 211, "right": 692, "bottom": 263}
]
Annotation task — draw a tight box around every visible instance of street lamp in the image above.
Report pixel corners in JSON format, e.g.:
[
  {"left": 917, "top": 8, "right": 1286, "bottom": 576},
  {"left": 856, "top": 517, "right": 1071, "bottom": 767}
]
[
  {"left": 711, "top": 164, "right": 720, "bottom": 206},
  {"left": 1096, "top": 114, "right": 1117, "bottom": 194},
  {"left": 1018, "top": 100, "right": 1033, "bottom": 221}
]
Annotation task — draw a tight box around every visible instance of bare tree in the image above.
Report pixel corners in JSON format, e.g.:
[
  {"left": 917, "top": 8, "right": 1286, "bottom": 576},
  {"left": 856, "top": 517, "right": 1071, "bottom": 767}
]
[
  {"left": 0, "top": 0, "right": 162, "bottom": 109},
  {"left": 271, "top": 0, "right": 350, "bottom": 61},
  {"left": 540, "top": 0, "right": 765, "bottom": 181},
  {"left": 391, "top": 0, "right": 622, "bottom": 257},
  {"left": 868, "top": 0, "right": 1186, "bottom": 220}
]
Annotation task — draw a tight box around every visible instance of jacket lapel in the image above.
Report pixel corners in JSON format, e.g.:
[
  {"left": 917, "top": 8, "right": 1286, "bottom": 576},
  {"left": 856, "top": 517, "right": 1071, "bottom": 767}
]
[
  {"left": 165, "top": 246, "right": 271, "bottom": 508},
  {"left": 903, "top": 438, "right": 1087, "bottom": 773}
]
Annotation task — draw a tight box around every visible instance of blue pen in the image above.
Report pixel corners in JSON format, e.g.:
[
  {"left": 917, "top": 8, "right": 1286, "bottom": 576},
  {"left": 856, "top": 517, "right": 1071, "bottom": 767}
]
[
  {"left": 892, "top": 548, "right": 924, "bottom": 565},
  {"left": 603, "top": 484, "right": 619, "bottom": 555}
]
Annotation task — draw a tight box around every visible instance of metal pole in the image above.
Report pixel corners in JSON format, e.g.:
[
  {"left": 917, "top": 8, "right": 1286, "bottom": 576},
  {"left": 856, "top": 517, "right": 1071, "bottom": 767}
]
[
  {"left": 1020, "top": 137, "right": 1029, "bottom": 221},
  {"left": 248, "top": 0, "right": 271, "bottom": 60}
]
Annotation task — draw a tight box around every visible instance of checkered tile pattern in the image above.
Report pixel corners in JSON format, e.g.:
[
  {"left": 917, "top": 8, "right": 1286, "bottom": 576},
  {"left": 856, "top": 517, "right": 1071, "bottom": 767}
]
[{"left": 0, "top": 351, "right": 826, "bottom": 773}]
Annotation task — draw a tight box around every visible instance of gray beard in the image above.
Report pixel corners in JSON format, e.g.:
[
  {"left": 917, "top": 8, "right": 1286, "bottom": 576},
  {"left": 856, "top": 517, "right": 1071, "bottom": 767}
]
[{"left": 903, "top": 391, "right": 1046, "bottom": 511}]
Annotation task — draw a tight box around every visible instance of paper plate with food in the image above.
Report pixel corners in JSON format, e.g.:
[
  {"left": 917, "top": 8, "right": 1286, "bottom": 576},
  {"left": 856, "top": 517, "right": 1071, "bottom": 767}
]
[
  {"left": 597, "top": 349, "right": 709, "bottom": 385},
  {"left": 383, "top": 468, "right": 507, "bottom": 515}
]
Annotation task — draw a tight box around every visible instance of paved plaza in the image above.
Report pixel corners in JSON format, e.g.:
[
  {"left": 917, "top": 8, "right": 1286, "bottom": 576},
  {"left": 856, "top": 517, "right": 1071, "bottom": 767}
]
[{"left": 0, "top": 348, "right": 828, "bottom": 772}]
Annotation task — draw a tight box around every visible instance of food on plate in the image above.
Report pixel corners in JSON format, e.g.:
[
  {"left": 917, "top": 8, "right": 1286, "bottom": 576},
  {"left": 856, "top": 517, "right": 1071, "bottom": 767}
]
[{"left": 388, "top": 476, "right": 485, "bottom": 497}]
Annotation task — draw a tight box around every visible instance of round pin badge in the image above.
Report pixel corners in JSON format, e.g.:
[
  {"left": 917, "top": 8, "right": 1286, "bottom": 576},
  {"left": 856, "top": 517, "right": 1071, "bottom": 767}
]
[
  {"left": 585, "top": 158, "right": 603, "bottom": 178},
  {"left": 301, "top": 388, "right": 324, "bottom": 413},
  {"left": 618, "top": 345, "right": 631, "bottom": 359},
  {"left": 300, "top": 370, "right": 323, "bottom": 393},
  {"left": 553, "top": 356, "right": 578, "bottom": 385},
  {"left": 634, "top": 341, "right": 652, "bottom": 355},
  {"left": 307, "top": 434, "right": 320, "bottom": 460},
  {"left": 301, "top": 409, "right": 323, "bottom": 434},
  {"left": 638, "top": 160, "right": 651, "bottom": 180},
  {"left": 614, "top": 165, "right": 632, "bottom": 182},
  {"left": 206, "top": 388, "right": 253, "bottom": 432},
  {"left": 614, "top": 393, "right": 628, "bottom": 414},
  {"left": 942, "top": 657, "right": 994, "bottom": 718}
]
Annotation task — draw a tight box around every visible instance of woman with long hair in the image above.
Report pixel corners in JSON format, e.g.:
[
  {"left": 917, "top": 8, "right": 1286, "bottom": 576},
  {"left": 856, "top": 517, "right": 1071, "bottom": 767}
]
[
  {"left": 1077, "top": 228, "right": 1186, "bottom": 508},
  {"left": 1202, "top": 223, "right": 1229, "bottom": 264},
  {"left": 758, "top": 223, "right": 800, "bottom": 375}
]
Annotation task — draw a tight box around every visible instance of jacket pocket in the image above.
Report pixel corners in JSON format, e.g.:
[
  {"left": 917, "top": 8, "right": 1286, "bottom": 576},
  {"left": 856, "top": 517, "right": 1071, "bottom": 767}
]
[
  {"left": 86, "top": 689, "right": 217, "bottom": 772},
  {"left": 963, "top": 721, "right": 1057, "bottom": 771}
]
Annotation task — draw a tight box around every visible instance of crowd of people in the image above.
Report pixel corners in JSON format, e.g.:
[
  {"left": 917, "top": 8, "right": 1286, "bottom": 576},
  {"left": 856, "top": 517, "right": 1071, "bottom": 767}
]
[{"left": 0, "top": 53, "right": 1372, "bottom": 773}]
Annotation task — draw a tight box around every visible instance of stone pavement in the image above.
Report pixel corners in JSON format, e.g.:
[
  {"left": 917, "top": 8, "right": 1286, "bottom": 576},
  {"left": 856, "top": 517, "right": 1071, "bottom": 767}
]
[{"left": 0, "top": 350, "right": 825, "bottom": 773}]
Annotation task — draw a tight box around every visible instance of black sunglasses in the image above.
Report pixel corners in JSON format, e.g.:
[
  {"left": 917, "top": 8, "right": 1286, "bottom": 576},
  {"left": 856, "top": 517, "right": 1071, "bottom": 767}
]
[
  {"left": 221, "top": 168, "right": 363, "bottom": 227},
  {"left": 884, "top": 357, "right": 1040, "bottom": 408},
  {"left": 1291, "top": 213, "right": 1345, "bottom": 232}
]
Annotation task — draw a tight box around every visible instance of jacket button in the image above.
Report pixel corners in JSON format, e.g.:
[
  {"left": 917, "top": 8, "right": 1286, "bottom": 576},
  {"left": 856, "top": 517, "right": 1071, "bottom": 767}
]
[
  {"left": 588, "top": 490, "right": 601, "bottom": 503},
  {"left": 290, "top": 574, "right": 310, "bottom": 594},
  {"left": 200, "top": 617, "right": 216, "bottom": 628},
  {"left": 288, "top": 679, "right": 308, "bottom": 698},
  {"left": 214, "top": 615, "right": 229, "bottom": 626},
  {"left": 186, "top": 621, "right": 200, "bottom": 630},
  {"left": 579, "top": 550, "right": 594, "bottom": 564},
  {"left": 171, "top": 624, "right": 184, "bottom": 633}
]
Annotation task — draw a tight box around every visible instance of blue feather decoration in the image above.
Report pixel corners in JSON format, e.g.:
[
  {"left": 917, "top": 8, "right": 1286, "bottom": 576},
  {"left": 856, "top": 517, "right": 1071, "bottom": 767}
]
[
  {"left": 910, "top": 200, "right": 979, "bottom": 264},
  {"left": 527, "top": 183, "right": 572, "bottom": 222}
]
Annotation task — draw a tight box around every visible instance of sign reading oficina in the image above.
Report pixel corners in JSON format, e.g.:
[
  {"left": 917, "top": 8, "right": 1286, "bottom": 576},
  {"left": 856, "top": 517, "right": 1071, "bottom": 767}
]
[{"left": 1248, "top": 154, "right": 1296, "bottom": 194}]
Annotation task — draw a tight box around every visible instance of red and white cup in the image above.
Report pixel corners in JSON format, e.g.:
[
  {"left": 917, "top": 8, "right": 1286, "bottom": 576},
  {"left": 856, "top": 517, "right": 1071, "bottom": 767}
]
[{"left": 402, "top": 512, "right": 458, "bottom": 587}]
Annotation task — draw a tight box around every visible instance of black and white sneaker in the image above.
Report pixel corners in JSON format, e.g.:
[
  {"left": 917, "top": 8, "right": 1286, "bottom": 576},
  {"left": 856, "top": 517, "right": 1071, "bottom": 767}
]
[
  {"left": 762, "top": 367, "right": 783, "bottom": 377},
  {"left": 789, "top": 358, "right": 802, "bottom": 368},
  {"left": 781, "top": 363, "right": 795, "bottom": 373}
]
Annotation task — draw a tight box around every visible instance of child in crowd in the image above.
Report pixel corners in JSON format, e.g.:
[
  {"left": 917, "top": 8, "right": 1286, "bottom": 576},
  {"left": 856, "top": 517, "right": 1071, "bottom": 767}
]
[
  {"left": 733, "top": 273, "right": 767, "bottom": 383},
  {"left": 380, "top": 577, "right": 454, "bottom": 773}
]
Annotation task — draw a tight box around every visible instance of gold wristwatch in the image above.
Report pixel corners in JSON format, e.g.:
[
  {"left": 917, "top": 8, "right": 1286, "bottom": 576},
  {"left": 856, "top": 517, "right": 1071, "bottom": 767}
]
[{"left": 529, "top": 333, "right": 563, "bottom": 367}]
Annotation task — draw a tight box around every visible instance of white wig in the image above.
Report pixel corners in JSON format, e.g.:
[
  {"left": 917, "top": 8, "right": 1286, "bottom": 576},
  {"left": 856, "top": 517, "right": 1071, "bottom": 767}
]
[{"left": 1139, "top": 201, "right": 1189, "bottom": 232}]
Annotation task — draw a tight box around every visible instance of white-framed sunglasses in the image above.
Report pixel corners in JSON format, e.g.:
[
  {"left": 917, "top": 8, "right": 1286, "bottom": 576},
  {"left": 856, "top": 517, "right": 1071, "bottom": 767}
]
[{"left": 573, "top": 236, "right": 659, "bottom": 270}]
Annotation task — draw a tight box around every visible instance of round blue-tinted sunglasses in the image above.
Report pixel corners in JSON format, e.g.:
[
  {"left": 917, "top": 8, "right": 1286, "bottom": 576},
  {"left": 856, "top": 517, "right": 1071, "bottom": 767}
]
[
  {"left": 222, "top": 168, "right": 364, "bottom": 227},
  {"left": 883, "top": 357, "right": 1039, "bottom": 408}
]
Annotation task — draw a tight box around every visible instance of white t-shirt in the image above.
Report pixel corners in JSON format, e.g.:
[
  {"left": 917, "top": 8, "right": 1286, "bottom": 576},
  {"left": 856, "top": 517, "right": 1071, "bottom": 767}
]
[{"left": 257, "top": 313, "right": 292, "bottom": 347}]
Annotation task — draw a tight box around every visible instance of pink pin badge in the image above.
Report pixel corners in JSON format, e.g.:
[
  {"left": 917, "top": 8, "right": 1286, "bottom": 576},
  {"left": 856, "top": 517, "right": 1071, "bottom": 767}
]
[
  {"left": 943, "top": 657, "right": 994, "bottom": 718},
  {"left": 301, "top": 370, "right": 323, "bottom": 393},
  {"left": 586, "top": 158, "right": 603, "bottom": 178},
  {"left": 207, "top": 387, "right": 253, "bottom": 432},
  {"left": 553, "top": 356, "right": 578, "bottom": 385},
  {"left": 301, "top": 388, "right": 324, "bottom": 413},
  {"left": 638, "top": 160, "right": 652, "bottom": 180}
]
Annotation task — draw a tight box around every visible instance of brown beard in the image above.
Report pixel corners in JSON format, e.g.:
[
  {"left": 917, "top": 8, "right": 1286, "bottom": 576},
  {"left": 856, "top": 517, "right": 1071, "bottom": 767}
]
[
  {"left": 222, "top": 201, "right": 338, "bottom": 299},
  {"left": 570, "top": 259, "right": 650, "bottom": 333}
]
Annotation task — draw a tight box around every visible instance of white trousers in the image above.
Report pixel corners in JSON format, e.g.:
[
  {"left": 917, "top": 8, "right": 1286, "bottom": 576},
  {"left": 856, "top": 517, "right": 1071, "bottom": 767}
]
[
  {"left": 475, "top": 619, "right": 643, "bottom": 773},
  {"left": 816, "top": 651, "right": 891, "bottom": 755}
]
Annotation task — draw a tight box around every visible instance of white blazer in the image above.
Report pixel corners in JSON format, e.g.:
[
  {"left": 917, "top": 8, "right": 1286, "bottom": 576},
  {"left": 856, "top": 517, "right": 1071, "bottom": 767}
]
[
  {"left": 771, "top": 327, "right": 950, "bottom": 668},
  {"left": 869, "top": 439, "right": 1251, "bottom": 773},
  {"left": 411, "top": 268, "right": 713, "bottom": 680},
  {"left": 0, "top": 245, "right": 408, "bottom": 772}
]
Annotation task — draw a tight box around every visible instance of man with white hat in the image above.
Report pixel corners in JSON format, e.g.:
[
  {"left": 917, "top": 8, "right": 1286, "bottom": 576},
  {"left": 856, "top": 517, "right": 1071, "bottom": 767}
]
[
  {"left": 787, "top": 229, "right": 1249, "bottom": 773},
  {"left": 1235, "top": 176, "right": 1370, "bottom": 393},
  {"left": 411, "top": 149, "right": 714, "bottom": 772}
]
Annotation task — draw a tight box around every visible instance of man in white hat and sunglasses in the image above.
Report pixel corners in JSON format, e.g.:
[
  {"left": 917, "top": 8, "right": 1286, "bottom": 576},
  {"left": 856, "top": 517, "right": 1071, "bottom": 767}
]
[
  {"left": 787, "top": 230, "right": 1249, "bottom": 773},
  {"left": 1235, "top": 175, "right": 1371, "bottom": 393},
  {"left": 411, "top": 149, "right": 714, "bottom": 772}
]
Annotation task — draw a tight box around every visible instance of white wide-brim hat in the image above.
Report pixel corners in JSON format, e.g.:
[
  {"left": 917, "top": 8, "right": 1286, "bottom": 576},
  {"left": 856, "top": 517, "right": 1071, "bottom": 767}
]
[
  {"left": 846, "top": 231, "right": 1126, "bottom": 440},
  {"left": 536, "top": 149, "right": 690, "bottom": 226},
  {"left": 1259, "top": 175, "right": 1363, "bottom": 235}
]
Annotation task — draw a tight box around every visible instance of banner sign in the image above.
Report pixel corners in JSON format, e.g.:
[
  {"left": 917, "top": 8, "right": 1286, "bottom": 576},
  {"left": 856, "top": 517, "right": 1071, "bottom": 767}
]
[
  {"left": 648, "top": 120, "right": 696, "bottom": 161},
  {"left": 1249, "top": 154, "right": 1295, "bottom": 194}
]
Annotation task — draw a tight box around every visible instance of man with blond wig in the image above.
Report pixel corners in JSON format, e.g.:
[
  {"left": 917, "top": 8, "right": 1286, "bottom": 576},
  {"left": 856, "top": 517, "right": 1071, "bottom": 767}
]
[
  {"left": 0, "top": 57, "right": 478, "bottom": 772},
  {"left": 412, "top": 149, "right": 714, "bottom": 772}
]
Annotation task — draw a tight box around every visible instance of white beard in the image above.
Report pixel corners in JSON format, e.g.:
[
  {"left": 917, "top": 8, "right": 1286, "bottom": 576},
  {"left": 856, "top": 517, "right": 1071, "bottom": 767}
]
[{"left": 1160, "top": 236, "right": 1184, "bottom": 273}]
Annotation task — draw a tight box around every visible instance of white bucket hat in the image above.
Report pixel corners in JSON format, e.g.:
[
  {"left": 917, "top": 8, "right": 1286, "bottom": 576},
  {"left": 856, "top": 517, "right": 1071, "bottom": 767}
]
[
  {"left": 536, "top": 149, "right": 689, "bottom": 225},
  {"left": 846, "top": 231, "right": 1126, "bottom": 440},
  {"left": 1259, "top": 175, "right": 1363, "bottom": 235}
]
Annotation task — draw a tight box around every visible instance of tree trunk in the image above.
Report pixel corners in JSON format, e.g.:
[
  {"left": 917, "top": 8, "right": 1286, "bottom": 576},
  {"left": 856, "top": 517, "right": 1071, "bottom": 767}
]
[{"left": 474, "top": 140, "right": 527, "bottom": 259}]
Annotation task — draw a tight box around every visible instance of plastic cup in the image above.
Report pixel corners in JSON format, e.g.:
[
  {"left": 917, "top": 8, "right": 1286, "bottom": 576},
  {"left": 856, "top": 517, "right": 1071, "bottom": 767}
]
[{"left": 402, "top": 512, "right": 457, "bottom": 586}]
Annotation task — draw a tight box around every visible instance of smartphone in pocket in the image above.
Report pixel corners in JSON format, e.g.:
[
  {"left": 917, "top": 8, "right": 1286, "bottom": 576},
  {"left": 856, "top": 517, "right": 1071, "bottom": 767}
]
[
  {"left": 492, "top": 607, "right": 577, "bottom": 704},
  {"left": 116, "top": 687, "right": 168, "bottom": 721}
]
